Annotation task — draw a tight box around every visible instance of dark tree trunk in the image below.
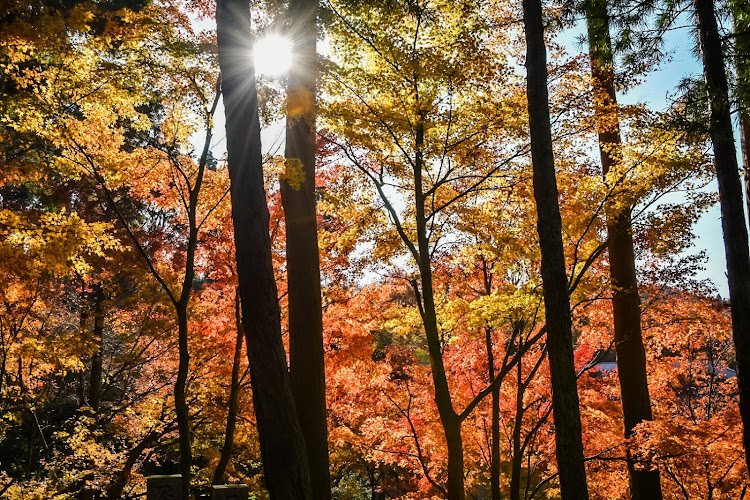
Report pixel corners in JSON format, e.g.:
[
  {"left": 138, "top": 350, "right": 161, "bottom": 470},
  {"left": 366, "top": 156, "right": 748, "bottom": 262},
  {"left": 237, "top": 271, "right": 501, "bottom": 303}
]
[
  {"left": 419, "top": 227, "right": 465, "bottom": 500},
  {"left": 694, "top": 0, "right": 750, "bottom": 473},
  {"left": 522, "top": 0, "right": 589, "bottom": 497},
  {"left": 216, "top": 1, "right": 312, "bottom": 497},
  {"left": 412, "top": 117, "right": 465, "bottom": 500},
  {"left": 584, "top": 3, "right": 663, "bottom": 498},
  {"left": 442, "top": 414, "right": 464, "bottom": 500},
  {"left": 509, "top": 354, "right": 524, "bottom": 500},
  {"left": 282, "top": 0, "right": 330, "bottom": 496},
  {"left": 213, "top": 289, "right": 245, "bottom": 485},
  {"left": 171, "top": 61, "right": 218, "bottom": 500},
  {"left": 742, "top": 115, "right": 750, "bottom": 219},
  {"left": 89, "top": 284, "right": 104, "bottom": 416},
  {"left": 485, "top": 327, "right": 501, "bottom": 500},
  {"left": 174, "top": 307, "right": 191, "bottom": 499}
]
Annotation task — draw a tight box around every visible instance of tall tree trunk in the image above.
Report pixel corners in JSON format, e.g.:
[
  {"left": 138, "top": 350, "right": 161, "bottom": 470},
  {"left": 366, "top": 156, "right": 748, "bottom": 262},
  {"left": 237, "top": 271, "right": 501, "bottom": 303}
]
[
  {"left": 174, "top": 307, "right": 191, "bottom": 500},
  {"left": 106, "top": 431, "right": 162, "bottom": 500},
  {"left": 213, "top": 289, "right": 245, "bottom": 485},
  {"left": 419, "top": 243, "right": 464, "bottom": 500},
  {"left": 509, "top": 352, "right": 524, "bottom": 500},
  {"left": 413, "top": 117, "right": 465, "bottom": 500},
  {"left": 83, "top": 285, "right": 102, "bottom": 500},
  {"left": 584, "top": 3, "right": 663, "bottom": 498},
  {"left": 172, "top": 65, "right": 218, "bottom": 500},
  {"left": 694, "top": 0, "right": 750, "bottom": 473},
  {"left": 282, "top": 0, "right": 330, "bottom": 497},
  {"left": 742, "top": 114, "right": 750, "bottom": 218},
  {"left": 84, "top": 77, "right": 218, "bottom": 497},
  {"left": 485, "top": 327, "right": 501, "bottom": 500},
  {"left": 522, "top": 0, "right": 589, "bottom": 497},
  {"left": 216, "top": 1, "right": 312, "bottom": 497},
  {"left": 89, "top": 284, "right": 104, "bottom": 416}
]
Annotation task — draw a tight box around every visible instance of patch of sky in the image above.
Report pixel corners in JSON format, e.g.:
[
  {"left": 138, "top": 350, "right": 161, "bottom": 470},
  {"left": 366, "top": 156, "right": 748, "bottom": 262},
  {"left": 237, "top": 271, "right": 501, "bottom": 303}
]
[{"left": 557, "top": 14, "right": 732, "bottom": 297}]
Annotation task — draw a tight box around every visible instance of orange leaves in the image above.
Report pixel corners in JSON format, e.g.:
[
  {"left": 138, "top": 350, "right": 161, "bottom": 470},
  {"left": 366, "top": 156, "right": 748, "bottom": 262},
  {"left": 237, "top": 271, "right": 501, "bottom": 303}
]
[
  {"left": 574, "top": 289, "right": 746, "bottom": 498},
  {"left": 634, "top": 410, "right": 748, "bottom": 498}
]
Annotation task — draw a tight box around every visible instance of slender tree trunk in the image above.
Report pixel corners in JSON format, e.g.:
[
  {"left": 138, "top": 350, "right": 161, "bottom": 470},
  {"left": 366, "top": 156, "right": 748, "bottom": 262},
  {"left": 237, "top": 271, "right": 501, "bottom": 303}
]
[
  {"left": 174, "top": 144, "right": 205, "bottom": 499},
  {"left": 86, "top": 85, "right": 216, "bottom": 496},
  {"left": 742, "top": 116, "right": 750, "bottom": 218},
  {"left": 584, "top": 3, "right": 663, "bottom": 498},
  {"left": 694, "top": 0, "right": 750, "bottom": 473},
  {"left": 172, "top": 67, "right": 218, "bottom": 500},
  {"left": 509, "top": 354, "right": 524, "bottom": 500},
  {"left": 413, "top": 117, "right": 465, "bottom": 499},
  {"left": 89, "top": 284, "right": 104, "bottom": 417},
  {"left": 174, "top": 307, "right": 191, "bottom": 499},
  {"left": 282, "top": 0, "right": 330, "bottom": 496},
  {"left": 522, "top": 0, "right": 589, "bottom": 497},
  {"left": 485, "top": 327, "right": 501, "bottom": 500},
  {"left": 213, "top": 289, "right": 245, "bottom": 485},
  {"left": 216, "top": 1, "right": 312, "bottom": 497},
  {"left": 419, "top": 241, "right": 464, "bottom": 500}
]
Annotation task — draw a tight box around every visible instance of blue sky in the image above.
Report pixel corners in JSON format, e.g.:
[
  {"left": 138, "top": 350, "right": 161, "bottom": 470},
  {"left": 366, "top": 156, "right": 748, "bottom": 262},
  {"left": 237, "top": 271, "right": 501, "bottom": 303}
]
[
  {"left": 620, "top": 24, "right": 729, "bottom": 298},
  {"left": 560, "top": 17, "right": 731, "bottom": 297}
]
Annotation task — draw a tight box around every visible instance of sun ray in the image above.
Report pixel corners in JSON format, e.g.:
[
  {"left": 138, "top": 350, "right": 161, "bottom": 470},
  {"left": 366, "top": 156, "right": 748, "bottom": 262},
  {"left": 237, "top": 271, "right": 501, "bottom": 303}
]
[{"left": 254, "top": 34, "right": 293, "bottom": 76}]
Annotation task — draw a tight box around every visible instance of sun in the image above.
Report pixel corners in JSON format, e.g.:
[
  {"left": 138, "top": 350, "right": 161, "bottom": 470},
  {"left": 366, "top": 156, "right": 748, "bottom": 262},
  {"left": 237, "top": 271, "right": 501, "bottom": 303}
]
[{"left": 254, "top": 34, "right": 293, "bottom": 77}]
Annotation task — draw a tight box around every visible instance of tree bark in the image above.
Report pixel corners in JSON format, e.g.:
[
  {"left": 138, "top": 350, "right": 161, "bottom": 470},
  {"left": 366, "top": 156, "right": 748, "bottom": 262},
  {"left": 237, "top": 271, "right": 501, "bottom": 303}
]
[
  {"left": 694, "top": 0, "right": 750, "bottom": 473},
  {"left": 216, "top": 1, "right": 312, "bottom": 497},
  {"left": 106, "top": 431, "right": 163, "bottom": 500},
  {"left": 282, "top": 0, "right": 330, "bottom": 496},
  {"left": 412, "top": 116, "right": 465, "bottom": 500},
  {"left": 584, "top": 3, "right": 663, "bottom": 498},
  {"left": 742, "top": 115, "right": 750, "bottom": 219},
  {"left": 419, "top": 231, "right": 465, "bottom": 500},
  {"left": 213, "top": 289, "right": 245, "bottom": 485},
  {"left": 522, "top": 0, "right": 590, "bottom": 497},
  {"left": 174, "top": 306, "right": 191, "bottom": 499},
  {"left": 485, "top": 327, "right": 501, "bottom": 500},
  {"left": 82, "top": 75, "right": 219, "bottom": 496},
  {"left": 509, "top": 352, "right": 524, "bottom": 500}
]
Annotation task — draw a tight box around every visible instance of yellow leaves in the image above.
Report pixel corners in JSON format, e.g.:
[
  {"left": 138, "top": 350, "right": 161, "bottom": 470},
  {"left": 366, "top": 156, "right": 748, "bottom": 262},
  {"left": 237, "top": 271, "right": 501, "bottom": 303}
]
[
  {"left": 0, "top": 209, "right": 121, "bottom": 276},
  {"left": 65, "top": 4, "right": 96, "bottom": 34},
  {"left": 283, "top": 157, "right": 306, "bottom": 190},
  {"left": 382, "top": 302, "right": 423, "bottom": 339}
]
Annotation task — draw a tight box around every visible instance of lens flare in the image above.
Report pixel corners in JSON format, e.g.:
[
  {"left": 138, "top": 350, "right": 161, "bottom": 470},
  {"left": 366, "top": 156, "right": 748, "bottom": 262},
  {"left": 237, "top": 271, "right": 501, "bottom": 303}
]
[{"left": 254, "top": 34, "right": 293, "bottom": 76}]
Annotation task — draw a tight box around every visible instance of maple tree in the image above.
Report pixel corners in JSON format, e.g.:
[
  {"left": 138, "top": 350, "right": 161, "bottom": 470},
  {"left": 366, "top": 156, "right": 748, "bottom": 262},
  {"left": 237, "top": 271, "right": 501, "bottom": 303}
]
[
  {"left": 730, "top": 0, "right": 750, "bottom": 217},
  {"left": 320, "top": 1, "right": 557, "bottom": 497}
]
